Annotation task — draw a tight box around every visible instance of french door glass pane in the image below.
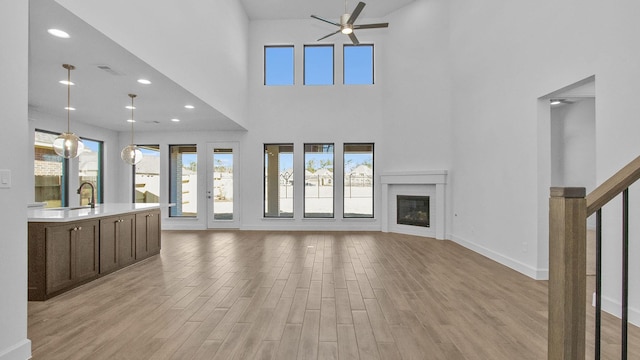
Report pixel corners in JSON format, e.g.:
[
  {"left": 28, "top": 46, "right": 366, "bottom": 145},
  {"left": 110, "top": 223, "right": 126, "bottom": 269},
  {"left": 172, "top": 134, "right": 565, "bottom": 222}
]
[
  {"left": 213, "top": 148, "right": 233, "bottom": 220},
  {"left": 264, "top": 144, "right": 294, "bottom": 218},
  {"left": 344, "top": 143, "right": 374, "bottom": 218},
  {"left": 170, "top": 145, "right": 197, "bottom": 217},
  {"left": 134, "top": 145, "right": 160, "bottom": 203},
  {"left": 34, "top": 130, "right": 67, "bottom": 208},
  {"left": 304, "top": 144, "right": 334, "bottom": 218}
]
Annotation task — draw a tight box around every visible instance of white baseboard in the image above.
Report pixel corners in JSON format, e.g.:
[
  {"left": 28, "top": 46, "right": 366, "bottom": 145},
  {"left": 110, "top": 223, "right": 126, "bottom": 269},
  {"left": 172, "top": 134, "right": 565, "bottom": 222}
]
[
  {"left": 241, "top": 223, "right": 381, "bottom": 232},
  {"left": 0, "top": 339, "right": 31, "bottom": 360},
  {"left": 448, "top": 233, "right": 548, "bottom": 280},
  {"left": 599, "top": 294, "right": 640, "bottom": 327}
]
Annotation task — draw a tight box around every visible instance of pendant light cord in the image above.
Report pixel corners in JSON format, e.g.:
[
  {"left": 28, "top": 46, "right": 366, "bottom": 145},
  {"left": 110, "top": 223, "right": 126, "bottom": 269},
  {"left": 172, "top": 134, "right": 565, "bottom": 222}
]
[
  {"left": 129, "top": 94, "right": 137, "bottom": 145},
  {"left": 66, "top": 65, "right": 71, "bottom": 133}
]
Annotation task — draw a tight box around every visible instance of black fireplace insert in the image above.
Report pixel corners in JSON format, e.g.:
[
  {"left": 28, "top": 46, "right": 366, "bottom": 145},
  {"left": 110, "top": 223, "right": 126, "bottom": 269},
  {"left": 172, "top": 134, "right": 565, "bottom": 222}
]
[{"left": 397, "top": 195, "right": 430, "bottom": 227}]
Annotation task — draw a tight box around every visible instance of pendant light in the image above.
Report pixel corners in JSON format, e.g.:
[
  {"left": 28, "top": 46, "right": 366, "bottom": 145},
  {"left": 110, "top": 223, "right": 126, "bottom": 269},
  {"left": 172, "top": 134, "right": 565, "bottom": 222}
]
[
  {"left": 121, "top": 94, "right": 143, "bottom": 165},
  {"left": 53, "top": 64, "right": 84, "bottom": 158}
]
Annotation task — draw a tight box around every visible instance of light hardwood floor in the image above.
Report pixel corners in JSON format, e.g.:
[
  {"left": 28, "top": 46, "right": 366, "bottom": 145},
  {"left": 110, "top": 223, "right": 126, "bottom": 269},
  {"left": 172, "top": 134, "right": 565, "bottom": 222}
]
[{"left": 28, "top": 230, "right": 639, "bottom": 359}]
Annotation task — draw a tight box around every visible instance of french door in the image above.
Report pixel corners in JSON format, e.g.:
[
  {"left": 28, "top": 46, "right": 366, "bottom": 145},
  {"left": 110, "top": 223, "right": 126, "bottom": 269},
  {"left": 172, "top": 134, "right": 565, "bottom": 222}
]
[{"left": 206, "top": 142, "right": 239, "bottom": 228}]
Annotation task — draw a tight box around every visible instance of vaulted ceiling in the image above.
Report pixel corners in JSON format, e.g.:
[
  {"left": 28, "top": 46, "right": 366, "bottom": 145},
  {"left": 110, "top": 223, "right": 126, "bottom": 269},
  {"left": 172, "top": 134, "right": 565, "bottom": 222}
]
[{"left": 28, "top": 0, "right": 414, "bottom": 133}]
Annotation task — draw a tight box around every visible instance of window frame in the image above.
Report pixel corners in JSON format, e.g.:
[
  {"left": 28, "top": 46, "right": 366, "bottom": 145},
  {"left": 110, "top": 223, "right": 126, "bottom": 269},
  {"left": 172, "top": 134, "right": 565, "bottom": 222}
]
[
  {"left": 132, "top": 144, "right": 161, "bottom": 203},
  {"left": 78, "top": 136, "right": 104, "bottom": 205},
  {"left": 34, "top": 129, "right": 69, "bottom": 208},
  {"left": 343, "top": 44, "right": 375, "bottom": 85},
  {"left": 303, "top": 44, "right": 334, "bottom": 86},
  {"left": 169, "top": 144, "right": 198, "bottom": 218},
  {"left": 263, "top": 143, "right": 295, "bottom": 218},
  {"left": 303, "top": 143, "right": 335, "bottom": 219},
  {"left": 264, "top": 45, "right": 295, "bottom": 86},
  {"left": 343, "top": 143, "right": 374, "bottom": 219}
]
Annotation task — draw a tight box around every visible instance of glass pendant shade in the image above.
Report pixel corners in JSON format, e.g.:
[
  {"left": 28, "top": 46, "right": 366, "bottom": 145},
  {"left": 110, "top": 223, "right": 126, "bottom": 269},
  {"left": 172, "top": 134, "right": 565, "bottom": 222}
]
[
  {"left": 53, "top": 132, "right": 85, "bottom": 158},
  {"left": 121, "top": 144, "right": 143, "bottom": 165},
  {"left": 56, "top": 64, "right": 84, "bottom": 159},
  {"left": 122, "top": 94, "right": 143, "bottom": 165}
]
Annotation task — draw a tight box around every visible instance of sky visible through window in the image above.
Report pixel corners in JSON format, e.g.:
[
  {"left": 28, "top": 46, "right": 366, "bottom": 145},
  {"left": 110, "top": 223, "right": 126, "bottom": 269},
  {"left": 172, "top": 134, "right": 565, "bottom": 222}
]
[
  {"left": 265, "top": 46, "right": 294, "bottom": 85},
  {"left": 305, "top": 45, "right": 333, "bottom": 85},
  {"left": 344, "top": 45, "right": 373, "bottom": 85},
  {"left": 265, "top": 44, "right": 373, "bottom": 85}
]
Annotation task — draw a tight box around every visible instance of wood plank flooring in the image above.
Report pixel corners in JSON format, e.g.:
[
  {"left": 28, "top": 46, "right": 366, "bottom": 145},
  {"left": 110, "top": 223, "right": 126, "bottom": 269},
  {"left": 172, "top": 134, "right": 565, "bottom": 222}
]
[{"left": 27, "top": 230, "right": 639, "bottom": 359}]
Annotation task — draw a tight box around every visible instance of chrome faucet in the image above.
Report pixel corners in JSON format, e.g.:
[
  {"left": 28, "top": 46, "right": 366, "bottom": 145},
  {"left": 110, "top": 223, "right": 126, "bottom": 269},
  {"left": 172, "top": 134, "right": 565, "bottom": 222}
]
[{"left": 77, "top": 182, "right": 95, "bottom": 209}]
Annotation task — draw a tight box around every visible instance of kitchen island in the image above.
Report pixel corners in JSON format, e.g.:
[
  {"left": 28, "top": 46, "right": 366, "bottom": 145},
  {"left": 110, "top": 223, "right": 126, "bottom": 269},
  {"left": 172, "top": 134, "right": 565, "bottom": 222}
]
[{"left": 28, "top": 203, "right": 161, "bottom": 301}]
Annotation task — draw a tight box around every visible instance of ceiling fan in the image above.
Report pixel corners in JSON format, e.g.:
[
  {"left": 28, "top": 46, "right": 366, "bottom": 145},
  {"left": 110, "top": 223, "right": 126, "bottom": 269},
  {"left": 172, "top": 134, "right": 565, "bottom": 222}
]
[{"left": 311, "top": 1, "right": 389, "bottom": 45}]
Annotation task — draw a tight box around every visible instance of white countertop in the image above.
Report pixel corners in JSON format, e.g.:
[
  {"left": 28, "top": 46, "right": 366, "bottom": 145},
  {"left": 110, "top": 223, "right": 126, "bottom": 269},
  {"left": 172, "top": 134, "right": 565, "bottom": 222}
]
[{"left": 28, "top": 203, "right": 162, "bottom": 222}]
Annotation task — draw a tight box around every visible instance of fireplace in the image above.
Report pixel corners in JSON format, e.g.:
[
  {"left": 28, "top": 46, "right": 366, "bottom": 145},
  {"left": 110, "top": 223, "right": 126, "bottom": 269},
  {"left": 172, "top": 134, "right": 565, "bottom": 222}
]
[{"left": 397, "top": 195, "right": 430, "bottom": 227}]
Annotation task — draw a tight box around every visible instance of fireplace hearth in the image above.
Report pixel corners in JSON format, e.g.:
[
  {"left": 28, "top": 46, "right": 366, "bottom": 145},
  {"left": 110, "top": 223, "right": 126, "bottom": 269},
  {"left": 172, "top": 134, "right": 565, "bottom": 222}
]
[{"left": 397, "top": 195, "right": 430, "bottom": 227}]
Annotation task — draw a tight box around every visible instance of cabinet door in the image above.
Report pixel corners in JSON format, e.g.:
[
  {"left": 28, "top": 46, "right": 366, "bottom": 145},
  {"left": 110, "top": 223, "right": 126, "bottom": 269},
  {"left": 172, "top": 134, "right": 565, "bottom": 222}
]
[
  {"left": 45, "top": 224, "right": 75, "bottom": 293},
  {"left": 146, "top": 210, "right": 161, "bottom": 254},
  {"left": 100, "top": 217, "right": 119, "bottom": 274},
  {"left": 118, "top": 215, "right": 136, "bottom": 267},
  {"left": 135, "top": 210, "right": 161, "bottom": 260},
  {"left": 135, "top": 212, "right": 149, "bottom": 259},
  {"left": 74, "top": 221, "right": 99, "bottom": 282}
]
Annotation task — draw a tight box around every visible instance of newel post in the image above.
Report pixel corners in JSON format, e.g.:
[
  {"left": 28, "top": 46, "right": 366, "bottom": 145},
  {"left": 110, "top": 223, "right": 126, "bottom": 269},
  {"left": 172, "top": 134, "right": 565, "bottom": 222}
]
[{"left": 548, "top": 187, "right": 587, "bottom": 360}]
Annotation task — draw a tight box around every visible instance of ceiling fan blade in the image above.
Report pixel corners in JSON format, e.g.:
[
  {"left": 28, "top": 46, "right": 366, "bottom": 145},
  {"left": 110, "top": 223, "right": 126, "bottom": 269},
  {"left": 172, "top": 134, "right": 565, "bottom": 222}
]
[
  {"left": 354, "top": 22, "right": 389, "bottom": 29},
  {"left": 317, "top": 30, "right": 341, "bottom": 41},
  {"left": 347, "top": 2, "right": 366, "bottom": 25},
  {"left": 311, "top": 15, "right": 340, "bottom": 27},
  {"left": 348, "top": 32, "right": 360, "bottom": 45}
]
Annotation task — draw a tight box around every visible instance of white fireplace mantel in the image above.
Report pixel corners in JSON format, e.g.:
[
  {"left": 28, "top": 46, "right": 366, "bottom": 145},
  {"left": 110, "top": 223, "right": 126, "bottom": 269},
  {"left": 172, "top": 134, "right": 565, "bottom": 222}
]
[{"left": 380, "top": 171, "right": 447, "bottom": 239}]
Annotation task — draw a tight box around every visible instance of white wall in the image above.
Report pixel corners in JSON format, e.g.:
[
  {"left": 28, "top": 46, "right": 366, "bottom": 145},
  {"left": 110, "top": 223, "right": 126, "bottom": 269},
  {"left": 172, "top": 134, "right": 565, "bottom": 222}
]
[
  {"left": 241, "top": 6, "right": 452, "bottom": 231},
  {"left": 449, "top": 0, "right": 640, "bottom": 320},
  {"left": 0, "top": 1, "right": 32, "bottom": 359},
  {"left": 550, "top": 99, "right": 596, "bottom": 191},
  {"left": 55, "top": 0, "right": 250, "bottom": 128}
]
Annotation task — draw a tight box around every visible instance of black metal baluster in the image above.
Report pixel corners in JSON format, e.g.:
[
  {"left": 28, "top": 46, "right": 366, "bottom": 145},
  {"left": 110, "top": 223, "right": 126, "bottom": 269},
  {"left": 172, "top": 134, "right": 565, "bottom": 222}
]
[
  {"left": 622, "top": 188, "right": 629, "bottom": 360},
  {"left": 596, "top": 209, "right": 602, "bottom": 360}
]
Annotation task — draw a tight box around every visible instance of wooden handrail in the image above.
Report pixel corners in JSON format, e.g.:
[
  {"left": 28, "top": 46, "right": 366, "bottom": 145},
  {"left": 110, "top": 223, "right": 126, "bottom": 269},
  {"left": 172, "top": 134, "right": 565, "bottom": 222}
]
[{"left": 586, "top": 155, "right": 640, "bottom": 216}]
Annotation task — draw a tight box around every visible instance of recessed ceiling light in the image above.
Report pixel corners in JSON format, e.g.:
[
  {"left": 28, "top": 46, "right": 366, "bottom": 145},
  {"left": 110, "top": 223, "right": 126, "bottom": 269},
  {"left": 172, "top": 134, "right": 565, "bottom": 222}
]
[
  {"left": 184, "top": 105, "right": 194, "bottom": 109},
  {"left": 47, "top": 29, "right": 70, "bottom": 38},
  {"left": 127, "top": 119, "right": 136, "bottom": 123},
  {"left": 59, "top": 80, "right": 75, "bottom": 86},
  {"left": 550, "top": 99, "right": 563, "bottom": 105},
  {"left": 125, "top": 105, "right": 136, "bottom": 110},
  {"left": 64, "top": 107, "right": 76, "bottom": 111},
  {"left": 137, "top": 79, "right": 151, "bottom": 85},
  {"left": 171, "top": 118, "right": 181, "bottom": 122}
]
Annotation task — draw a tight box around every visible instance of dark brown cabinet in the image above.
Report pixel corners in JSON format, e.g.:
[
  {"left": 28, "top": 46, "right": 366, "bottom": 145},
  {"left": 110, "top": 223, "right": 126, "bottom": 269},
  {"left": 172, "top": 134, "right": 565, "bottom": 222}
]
[
  {"left": 29, "top": 220, "right": 99, "bottom": 300},
  {"left": 99, "top": 214, "right": 135, "bottom": 274},
  {"left": 28, "top": 208, "right": 161, "bottom": 301},
  {"left": 135, "top": 209, "right": 161, "bottom": 260}
]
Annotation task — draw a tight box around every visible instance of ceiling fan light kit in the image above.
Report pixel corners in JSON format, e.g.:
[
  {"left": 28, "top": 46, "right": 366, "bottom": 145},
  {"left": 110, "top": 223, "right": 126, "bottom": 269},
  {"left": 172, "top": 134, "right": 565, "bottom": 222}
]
[{"left": 311, "top": 1, "right": 389, "bottom": 45}]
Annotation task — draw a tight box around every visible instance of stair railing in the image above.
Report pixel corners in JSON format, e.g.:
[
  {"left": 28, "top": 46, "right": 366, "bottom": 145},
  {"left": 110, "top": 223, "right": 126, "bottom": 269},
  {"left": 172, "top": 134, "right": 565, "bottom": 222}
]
[{"left": 548, "top": 155, "right": 640, "bottom": 360}]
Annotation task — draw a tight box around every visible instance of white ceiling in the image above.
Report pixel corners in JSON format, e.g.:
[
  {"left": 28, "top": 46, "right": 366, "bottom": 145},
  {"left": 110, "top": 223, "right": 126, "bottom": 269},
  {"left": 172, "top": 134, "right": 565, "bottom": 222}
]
[
  {"left": 29, "top": 0, "right": 413, "bottom": 133},
  {"left": 239, "top": 0, "right": 415, "bottom": 20}
]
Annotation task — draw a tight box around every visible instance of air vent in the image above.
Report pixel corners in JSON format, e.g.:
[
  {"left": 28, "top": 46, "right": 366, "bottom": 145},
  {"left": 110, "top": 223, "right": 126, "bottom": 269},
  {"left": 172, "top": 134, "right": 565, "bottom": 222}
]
[{"left": 96, "top": 65, "right": 124, "bottom": 76}]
